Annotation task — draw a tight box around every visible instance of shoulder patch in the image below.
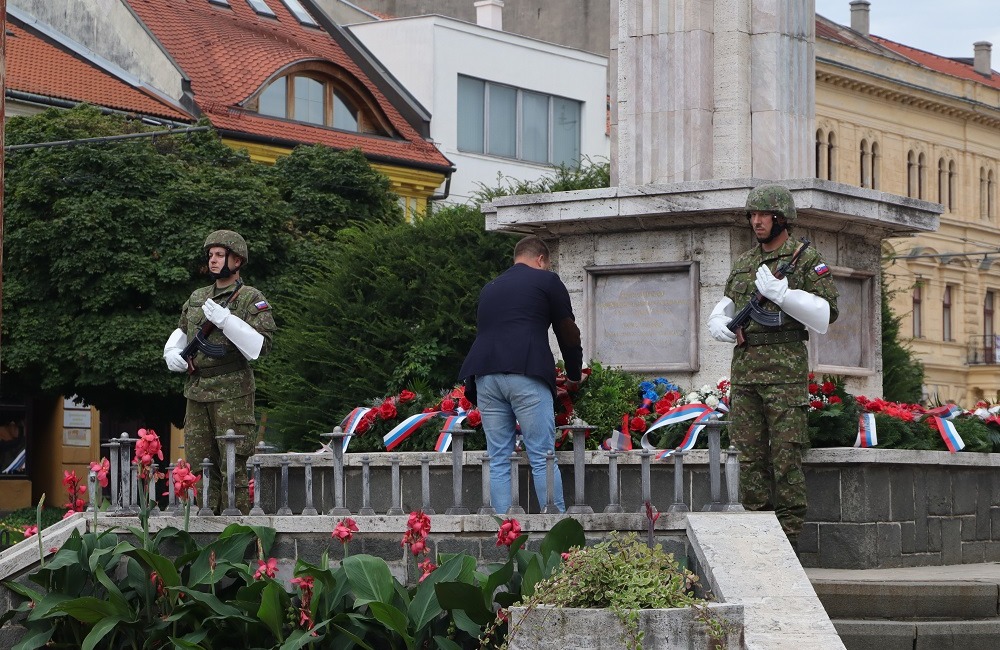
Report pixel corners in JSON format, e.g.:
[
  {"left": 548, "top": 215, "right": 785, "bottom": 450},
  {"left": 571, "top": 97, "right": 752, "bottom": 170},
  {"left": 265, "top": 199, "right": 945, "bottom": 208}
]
[
  {"left": 254, "top": 300, "right": 271, "bottom": 312},
  {"left": 814, "top": 263, "right": 830, "bottom": 277}
]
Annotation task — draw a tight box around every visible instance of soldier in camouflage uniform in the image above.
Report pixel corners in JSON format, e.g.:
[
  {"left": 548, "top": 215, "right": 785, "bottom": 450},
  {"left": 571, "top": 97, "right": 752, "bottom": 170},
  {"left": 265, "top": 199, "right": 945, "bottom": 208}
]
[
  {"left": 163, "top": 230, "right": 275, "bottom": 513},
  {"left": 707, "top": 184, "right": 839, "bottom": 546}
]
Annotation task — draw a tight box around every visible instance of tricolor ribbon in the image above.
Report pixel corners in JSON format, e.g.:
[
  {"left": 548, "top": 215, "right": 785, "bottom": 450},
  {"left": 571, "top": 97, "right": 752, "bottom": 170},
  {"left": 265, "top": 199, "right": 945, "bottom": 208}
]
[
  {"left": 435, "top": 412, "right": 468, "bottom": 453},
  {"left": 854, "top": 413, "right": 877, "bottom": 448},
  {"left": 384, "top": 412, "right": 439, "bottom": 451},
  {"left": 339, "top": 407, "right": 373, "bottom": 452},
  {"left": 931, "top": 416, "right": 965, "bottom": 453},
  {"left": 923, "top": 404, "right": 963, "bottom": 420},
  {"left": 639, "top": 403, "right": 718, "bottom": 459},
  {"left": 601, "top": 429, "right": 633, "bottom": 452}
]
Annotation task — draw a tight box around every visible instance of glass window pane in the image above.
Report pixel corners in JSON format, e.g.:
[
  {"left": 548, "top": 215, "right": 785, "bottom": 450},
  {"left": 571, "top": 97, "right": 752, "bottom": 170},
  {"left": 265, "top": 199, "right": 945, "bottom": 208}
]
[
  {"left": 258, "top": 78, "right": 286, "bottom": 118},
  {"left": 457, "top": 77, "right": 485, "bottom": 153},
  {"left": 293, "top": 76, "right": 325, "bottom": 125},
  {"left": 487, "top": 84, "right": 517, "bottom": 158},
  {"left": 521, "top": 91, "right": 549, "bottom": 163},
  {"left": 245, "top": 0, "right": 276, "bottom": 16},
  {"left": 333, "top": 91, "right": 358, "bottom": 131},
  {"left": 553, "top": 97, "right": 581, "bottom": 167},
  {"left": 280, "top": 0, "right": 317, "bottom": 25}
]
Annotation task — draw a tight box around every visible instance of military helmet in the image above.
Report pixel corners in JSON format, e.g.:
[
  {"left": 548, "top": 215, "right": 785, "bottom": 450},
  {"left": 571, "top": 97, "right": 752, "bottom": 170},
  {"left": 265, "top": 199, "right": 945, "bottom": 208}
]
[
  {"left": 204, "top": 229, "right": 248, "bottom": 263},
  {"left": 745, "top": 184, "right": 796, "bottom": 224}
]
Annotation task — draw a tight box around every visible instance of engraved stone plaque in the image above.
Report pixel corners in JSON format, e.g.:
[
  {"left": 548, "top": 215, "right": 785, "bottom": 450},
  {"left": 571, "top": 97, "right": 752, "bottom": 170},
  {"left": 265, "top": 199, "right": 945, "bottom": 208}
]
[
  {"left": 812, "top": 272, "right": 874, "bottom": 373},
  {"left": 586, "top": 262, "right": 699, "bottom": 372}
]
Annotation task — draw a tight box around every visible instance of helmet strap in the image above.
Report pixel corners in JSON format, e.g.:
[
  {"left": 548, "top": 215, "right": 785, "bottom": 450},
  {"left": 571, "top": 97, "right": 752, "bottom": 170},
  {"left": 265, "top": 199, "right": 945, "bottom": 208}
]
[
  {"left": 208, "top": 250, "right": 235, "bottom": 280},
  {"left": 757, "top": 216, "right": 787, "bottom": 244}
]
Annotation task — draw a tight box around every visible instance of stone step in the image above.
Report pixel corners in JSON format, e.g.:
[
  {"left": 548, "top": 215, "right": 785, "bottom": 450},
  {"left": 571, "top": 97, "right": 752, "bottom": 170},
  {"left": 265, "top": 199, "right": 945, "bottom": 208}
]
[
  {"left": 811, "top": 580, "right": 1000, "bottom": 620},
  {"left": 831, "top": 617, "right": 1000, "bottom": 650}
]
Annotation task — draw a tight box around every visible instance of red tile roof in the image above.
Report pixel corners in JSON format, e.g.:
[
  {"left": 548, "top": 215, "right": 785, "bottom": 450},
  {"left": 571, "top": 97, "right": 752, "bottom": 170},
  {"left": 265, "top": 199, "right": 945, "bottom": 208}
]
[
  {"left": 871, "top": 36, "right": 1000, "bottom": 91},
  {"left": 6, "top": 21, "right": 191, "bottom": 122},
  {"left": 125, "top": 0, "right": 451, "bottom": 171}
]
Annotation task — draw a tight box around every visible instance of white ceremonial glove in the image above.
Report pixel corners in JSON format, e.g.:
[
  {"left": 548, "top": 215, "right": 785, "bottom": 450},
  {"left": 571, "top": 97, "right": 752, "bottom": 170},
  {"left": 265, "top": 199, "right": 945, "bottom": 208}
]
[
  {"left": 202, "top": 299, "right": 231, "bottom": 328},
  {"left": 755, "top": 265, "right": 789, "bottom": 305},
  {"left": 163, "top": 328, "right": 188, "bottom": 373},
  {"left": 779, "top": 290, "right": 832, "bottom": 334},
  {"left": 708, "top": 297, "right": 737, "bottom": 344}
]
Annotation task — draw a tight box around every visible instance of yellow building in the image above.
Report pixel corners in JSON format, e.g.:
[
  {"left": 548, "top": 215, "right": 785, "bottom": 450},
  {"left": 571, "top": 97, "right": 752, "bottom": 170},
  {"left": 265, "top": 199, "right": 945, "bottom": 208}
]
[{"left": 816, "top": 7, "right": 1000, "bottom": 405}]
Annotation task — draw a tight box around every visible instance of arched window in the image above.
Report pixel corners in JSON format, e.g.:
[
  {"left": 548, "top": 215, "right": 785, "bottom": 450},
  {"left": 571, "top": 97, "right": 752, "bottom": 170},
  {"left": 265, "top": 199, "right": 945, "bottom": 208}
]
[
  {"left": 943, "top": 285, "right": 954, "bottom": 342},
  {"left": 253, "top": 71, "right": 383, "bottom": 135},
  {"left": 948, "top": 160, "right": 956, "bottom": 212},
  {"left": 918, "top": 152, "right": 927, "bottom": 200},
  {"left": 912, "top": 282, "right": 923, "bottom": 338},
  {"left": 815, "top": 129, "right": 826, "bottom": 179},
  {"left": 981, "top": 167, "right": 989, "bottom": 218},
  {"left": 938, "top": 158, "right": 948, "bottom": 207},
  {"left": 871, "top": 141, "right": 881, "bottom": 190},
  {"left": 827, "top": 131, "right": 837, "bottom": 181},
  {"left": 860, "top": 139, "right": 871, "bottom": 188},
  {"left": 907, "top": 150, "right": 917, "bottom": 198},
  {"left": 990, "top": 170, "right": 996, "bottom": 220}
]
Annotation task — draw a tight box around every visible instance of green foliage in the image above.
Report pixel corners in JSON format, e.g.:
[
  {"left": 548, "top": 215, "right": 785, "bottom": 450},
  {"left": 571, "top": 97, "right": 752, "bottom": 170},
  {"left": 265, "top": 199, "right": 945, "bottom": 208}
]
[
  {"left": 881, "top": 267, "right": 925, "bottom": 403},
  {"left": 260, "top": 204, "right": 516, "bottom": 451},
  {"left": 571, "top": 362, "right": 646, "bottom": 447},
  {"left": 472, "top": 156, "right": 610, "bottom": 203},
  {"left": 0, "top": 507, "right": 67, "bottom": 545},
  {"left": 2, "top": 107, "right": 402, "bottom": 425}
]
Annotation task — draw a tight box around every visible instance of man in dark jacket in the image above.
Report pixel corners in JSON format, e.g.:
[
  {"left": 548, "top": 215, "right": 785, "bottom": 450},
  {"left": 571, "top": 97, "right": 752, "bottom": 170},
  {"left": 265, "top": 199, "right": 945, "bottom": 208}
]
[{"left": 460, "top": 235, "right": 583, "bottom": 514}]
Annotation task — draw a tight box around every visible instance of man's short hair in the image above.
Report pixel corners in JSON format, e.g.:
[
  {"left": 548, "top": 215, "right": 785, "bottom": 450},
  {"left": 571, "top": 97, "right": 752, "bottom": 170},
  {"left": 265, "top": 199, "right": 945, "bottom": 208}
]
[{"left": 513, "top": 235, "right": 550, "bottom": 261}]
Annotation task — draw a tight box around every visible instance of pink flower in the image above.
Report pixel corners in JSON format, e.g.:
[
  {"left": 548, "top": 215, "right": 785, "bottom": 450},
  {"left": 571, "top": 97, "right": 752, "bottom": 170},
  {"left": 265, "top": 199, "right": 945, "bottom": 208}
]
[
  {"left": 134, "top": 428, "right": 164, "bottom": 478},
  {"left": 248, "top": 478, "right": 255, "bottom": 502},
  {"left": 254, "top": 558, "right": 279, "bottom": 580},
  {"left": 418, "top": 558, "right": 437, "bottom": 582},
  {"left": 407, "top": 510, "right": 431, "bottom": 537},
  {"left": 62, "top": 510, "right": 77, "bottom": 520},
  {"left": 332, "top": 518, "right": 359, "bottom": 544},
  {"left": 150, "top": 571, "right": 166, "bottom": 598},
  {"left": 496, "top": 518, "right": 522, "bottom": 547},
  {"left": 291, "top": 576, "right": 315, "bottom": 630},
  {"left": 23, "top": 525, "right": 37, "bottom": 538},
  {"left": 561, "top": 552, "right": 571, "bottom": 561},
  {"left": 169, "top": 459, "right": 200, "bottom": 501},
  {"left": 89, "top": 458, "right": 110, "bottom": 488}
]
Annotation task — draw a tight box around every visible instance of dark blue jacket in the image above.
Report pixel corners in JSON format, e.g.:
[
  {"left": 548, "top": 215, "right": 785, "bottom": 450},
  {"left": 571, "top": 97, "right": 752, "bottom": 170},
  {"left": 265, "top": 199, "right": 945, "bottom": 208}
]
[{"left": 459, "top": 263, "right": 583, "bottom": 397}]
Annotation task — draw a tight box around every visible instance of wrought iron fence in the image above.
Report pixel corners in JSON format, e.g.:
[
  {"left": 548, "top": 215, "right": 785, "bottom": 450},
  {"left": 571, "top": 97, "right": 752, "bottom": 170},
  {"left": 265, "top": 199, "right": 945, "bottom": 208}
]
[{"left": 968, "top": 335, "right": 1000, "bottom": 365}]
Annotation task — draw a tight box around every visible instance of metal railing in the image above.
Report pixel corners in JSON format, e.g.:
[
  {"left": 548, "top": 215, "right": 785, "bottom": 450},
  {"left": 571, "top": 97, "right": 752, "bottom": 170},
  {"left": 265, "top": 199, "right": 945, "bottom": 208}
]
[
  {"left": 967, "top": 335, "right": 1000, "bottom": 365},
  {"left": 91, "top": 424, "right": 743, "bottom": 518}
]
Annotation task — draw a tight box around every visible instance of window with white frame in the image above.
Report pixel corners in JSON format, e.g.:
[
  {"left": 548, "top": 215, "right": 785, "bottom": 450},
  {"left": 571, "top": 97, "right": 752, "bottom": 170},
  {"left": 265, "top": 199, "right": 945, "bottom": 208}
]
[{"left": 457, "top": 75, "right": 582, "bottom": 167}]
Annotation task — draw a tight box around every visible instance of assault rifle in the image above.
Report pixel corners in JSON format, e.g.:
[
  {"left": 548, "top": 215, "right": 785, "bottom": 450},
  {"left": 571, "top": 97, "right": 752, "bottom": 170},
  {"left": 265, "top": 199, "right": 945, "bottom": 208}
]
[
  {"left": 181, "top": 279, "right": 244, "bottom": 374},
  {"left": 726, "top": 239, "right": 810, "bottom": 348}
]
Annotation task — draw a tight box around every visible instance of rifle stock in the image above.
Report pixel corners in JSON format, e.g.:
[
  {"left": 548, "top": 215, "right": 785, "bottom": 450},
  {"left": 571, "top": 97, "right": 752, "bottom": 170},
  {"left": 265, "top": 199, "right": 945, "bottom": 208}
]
[{"left": 726, "top": 239, "right": 811, "bottom": 348}]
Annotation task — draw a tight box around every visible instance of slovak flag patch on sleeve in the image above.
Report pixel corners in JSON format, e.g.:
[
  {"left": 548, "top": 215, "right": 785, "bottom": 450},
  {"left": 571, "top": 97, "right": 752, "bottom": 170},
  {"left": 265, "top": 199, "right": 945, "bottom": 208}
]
[
  {"left": 814, "top": 263, "right": 830, "bottom": 277},
  {"left": 254, "top": 300, "right": 270, "bottom": 311}
]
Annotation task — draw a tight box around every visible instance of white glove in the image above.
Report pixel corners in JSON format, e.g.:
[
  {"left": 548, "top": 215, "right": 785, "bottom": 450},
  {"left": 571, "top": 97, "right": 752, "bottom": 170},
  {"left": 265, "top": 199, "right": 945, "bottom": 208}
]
[
  {"left": 708, "top": 297, "right": 737, "bottom": 344},
  {"left": 202, "top": 299, "right": 231, "bottom": 328},
  {"left": 163, "top": 328, "right": 188, "bottom": 373},
  {"left": 755, "top": 265, "right": 788, "bottom": 305},
  {"left": 780, "top": 290, "right": 832, "bottom": 334}
]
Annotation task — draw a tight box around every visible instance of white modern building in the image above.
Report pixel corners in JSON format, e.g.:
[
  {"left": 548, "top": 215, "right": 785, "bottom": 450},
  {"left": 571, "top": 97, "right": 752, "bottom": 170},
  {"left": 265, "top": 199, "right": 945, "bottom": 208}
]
[{"left": 348, "top": 4, "right": 608, "bottom": 204}]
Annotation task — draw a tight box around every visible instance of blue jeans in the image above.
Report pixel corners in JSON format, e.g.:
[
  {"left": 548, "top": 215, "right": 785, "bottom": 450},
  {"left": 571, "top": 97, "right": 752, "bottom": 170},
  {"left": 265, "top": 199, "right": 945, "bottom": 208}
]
[{"left": 476, "top": 373, "right": 565, "bottom": 513}]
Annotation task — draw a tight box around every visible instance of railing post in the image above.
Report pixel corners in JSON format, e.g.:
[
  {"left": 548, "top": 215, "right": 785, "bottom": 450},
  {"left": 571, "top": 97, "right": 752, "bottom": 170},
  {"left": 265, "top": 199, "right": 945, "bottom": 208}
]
[
  {"left": 507, "top": 452, "right": 525, "bottom": 515},
  {"left": 216, "top": 429, "right": 244, "bottom": 516},
  {"left": 604, "top": 449, "right": 623, "bottom": 513},
  {"left": 301, "top": 456, "right": 319, "bottom": 516},
  {"left": 118, "top": 433, "right": 137, "bottom": 515},
  {"left": 561, "top": 421, "right": 595, "bottom": 514},
  {"left": 249, "top": 456, "right": 265, "bottom": 516},
  {"left": 387, "top": 454, "right": 405, "bottom": 515},
  {"left": 702, "top": 420, "right": 727, "bottom": 512},
  {"left": 102, "top": 438, "right": 121, "bottom": 513},
  {"left": 667, "top": 451, "right": 690, "bottom": 512},
  {"left": 87, "top": 469, "right": 98, "bottom": 513},
  {"left": 479, "top": 453, "right": 495, "bottom": 515},
  {"left": 543, "top": 450, "right": 560, "bottom": 514},
  {"left": 420, "top": 454, "right": 435, "bottom": 515},
  {"left": 359, "top": 455, "right": 375, "bottom": 516},
  {"left": 321, "top": 427, "right": 351, "bottom": 516},
  {"left": 198, "top": 458, "right": 215, "bottom": 516},
  {"left": 446, "top": 428, "right": 471, "bottom": 515},
  {"left": 276, "top": 455, "right": 293, "bottom": 516},
  {"left": 723, "top": 445, "right": 745, "bottom": 511},
  {"left": 637, "top": 448, "right": 652, "bottom": 513}
]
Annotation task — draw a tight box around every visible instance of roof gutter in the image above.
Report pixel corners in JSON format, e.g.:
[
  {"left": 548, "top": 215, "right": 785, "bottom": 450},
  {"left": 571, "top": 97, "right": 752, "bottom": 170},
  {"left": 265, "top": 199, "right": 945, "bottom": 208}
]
[{"left": 6, "top": 90, "right": 191, "bottom": 127}]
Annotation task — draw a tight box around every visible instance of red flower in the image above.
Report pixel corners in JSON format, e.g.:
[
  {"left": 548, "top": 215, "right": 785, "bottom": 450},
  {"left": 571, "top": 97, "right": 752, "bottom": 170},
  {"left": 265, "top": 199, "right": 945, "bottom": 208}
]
[
  {"left": 398, "top": 390, "right": 416, "bottom": 403},
  {"left": 629, "top": 416, "right": 647, "bottom": 432},
  {"left": 170, "top": 459, "right": 200, "bottom": 501},
  {"left": 555, "top": 412, "right": 570, "bottom": 426},
  {"left": 150, "top": 571, "right": 166, "bottom": 598},
  {"left": 810, "top": 400, "right": 825, "bottom": 410},
  {"left": 440, "top": 398, "right": 456, "bottom": 412},
  {"left": 134, "top": 428, "right": 163, "bottom": 478},
  {"left": 89, "top": 458, "right": 110, "bottom": 488},
  {"left": 636, "top": 407, "right": 650, "bottom": 416},
  {"left": 822, "top": 381, "right": 836, "bottom": 395},
  {"left": 654, "top": 399, "right": 672, "bottom": 414},
  {"left": 466, "top": 410, "right": 482, "bottom": 427},
  {"left": 254, "top": 558, "right": 279, "bottom": 580},
  {"left": 355, "top": 417, "right": 372, "bottom": 434},
  {"left": 418, "top": 558, "right": 437, "bottom": 582},
  {"left": 496, "top": 518, "right": 522, "bottom": 547},
  {"left": 23, "top": 525, "right": 38, "bottom": 538},
  {"left": 402, "top": 510, "right": 432, "bottom": 556},
  {"left": 808, "top": 383, "right": 820, "bottom": 395},
  {"left": 829, "top": 395, "right": 842, "bottom": 405},
  {"left": 248, "top": 478, "right": 255, "bottom": 502},
  {"left": 332, "top": 518, "right": 359, "bottom": 544},
  {"left": 459, "top": 396, "right": 473, "bottom": 411},
  {"left": 62, "top": 470, "right": 77, "bottom": 488},
  {"left": 377, "top": 400, "right": 397, "bottom": 420}
]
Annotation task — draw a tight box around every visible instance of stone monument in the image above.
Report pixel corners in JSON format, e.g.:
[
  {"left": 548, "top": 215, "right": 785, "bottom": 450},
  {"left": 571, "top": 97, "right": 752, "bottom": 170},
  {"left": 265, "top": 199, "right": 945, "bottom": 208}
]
[{"left": 482, "top": 0, "right": 940, "bottom": 397}]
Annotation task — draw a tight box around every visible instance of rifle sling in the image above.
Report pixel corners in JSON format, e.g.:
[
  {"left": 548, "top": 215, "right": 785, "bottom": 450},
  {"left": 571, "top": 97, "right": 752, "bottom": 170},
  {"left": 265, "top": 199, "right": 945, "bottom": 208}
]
[{"left": 744, "top": 329, "right": 809, "bottom": 346}]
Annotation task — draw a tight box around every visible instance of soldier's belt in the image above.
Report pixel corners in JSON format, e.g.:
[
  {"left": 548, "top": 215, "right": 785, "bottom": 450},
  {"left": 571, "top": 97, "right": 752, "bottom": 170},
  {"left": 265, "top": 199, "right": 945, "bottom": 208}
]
[
  {"left": 744, "top": 329, "right": 809, "bottom": 346},
  {"left": 196, "top": 359, "right": 249, "bottom": 378}
]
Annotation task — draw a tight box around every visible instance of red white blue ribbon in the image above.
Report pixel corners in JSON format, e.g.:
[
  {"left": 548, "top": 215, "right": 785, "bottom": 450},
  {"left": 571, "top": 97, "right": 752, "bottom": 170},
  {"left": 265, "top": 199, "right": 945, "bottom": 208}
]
[
  {"left": 924, "top": 404, "right": 963, "bottom": 420},
  {"left": 931, "top": 416, "right": 965, "bottom": 453},
  {"left": 384, "top": 412, "right": 439, "bottom": 451},
  {"left": 435, "top": 413, "right": 468, "bottom": 453},
  {"left": 340, "top": 407, "right": 372, "bottom": 452},
  {"left": 601, "top": 430, "right": 633, "bottom": 452},
  {"left": 854, "top": 413, "right": 877, "bottom": 448},
  {"left": 640, "top": 403, "right": 718, "bottom": 459}
]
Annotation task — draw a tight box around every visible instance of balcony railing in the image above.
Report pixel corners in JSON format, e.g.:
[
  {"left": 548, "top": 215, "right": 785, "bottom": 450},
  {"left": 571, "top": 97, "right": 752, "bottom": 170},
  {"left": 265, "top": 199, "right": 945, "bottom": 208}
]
[{"left": 968, "top": 335, "right": 1000, "bottom": 365}]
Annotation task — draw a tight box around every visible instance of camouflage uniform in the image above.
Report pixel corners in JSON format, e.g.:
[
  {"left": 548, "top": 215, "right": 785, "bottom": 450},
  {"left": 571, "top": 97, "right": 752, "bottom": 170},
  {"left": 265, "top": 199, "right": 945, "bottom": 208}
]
[
  {"left": 173, "top": 231, "right": 275, "bottom": 514},
  {"left": 723, "top": 189, "right": 839, "bottom": 541}
]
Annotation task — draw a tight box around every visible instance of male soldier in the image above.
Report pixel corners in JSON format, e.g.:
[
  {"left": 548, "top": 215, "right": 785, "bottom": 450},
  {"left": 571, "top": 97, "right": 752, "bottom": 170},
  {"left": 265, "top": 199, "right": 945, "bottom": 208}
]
[
  {"left": 707, "top": 184, "right": 839, "bottom": 547},
  {"left": 163, "top": 230, "right": 275, "bottom": 513}
]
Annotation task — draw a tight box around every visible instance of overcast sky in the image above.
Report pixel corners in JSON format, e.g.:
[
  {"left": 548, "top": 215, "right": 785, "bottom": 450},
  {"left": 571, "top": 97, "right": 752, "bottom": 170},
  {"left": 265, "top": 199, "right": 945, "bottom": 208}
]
[{"left": 814, "top": 0, "right": 1000, "bottom": 59}]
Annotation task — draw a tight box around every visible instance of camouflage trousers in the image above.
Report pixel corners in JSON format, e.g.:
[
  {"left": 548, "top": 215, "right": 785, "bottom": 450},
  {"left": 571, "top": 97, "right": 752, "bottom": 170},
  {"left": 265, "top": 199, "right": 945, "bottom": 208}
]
[
  {"left": 729, "top": 382, "right": 809, "bottom": 540},
  {"left": 183, "top": 393, "right": 258, "bottom": 514}
]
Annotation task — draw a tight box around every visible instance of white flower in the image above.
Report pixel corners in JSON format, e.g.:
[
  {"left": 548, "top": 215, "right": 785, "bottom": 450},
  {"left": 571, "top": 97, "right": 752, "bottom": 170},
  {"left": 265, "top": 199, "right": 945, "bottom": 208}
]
[
  {"left": 685, "top": 392, "right": 701, "bottom": 404},
  {"left": 700, "top": 385, "right": 712, "bottom": 394},
  {"left": 706, "top": 395, "right": 720, "bottom": 408}
]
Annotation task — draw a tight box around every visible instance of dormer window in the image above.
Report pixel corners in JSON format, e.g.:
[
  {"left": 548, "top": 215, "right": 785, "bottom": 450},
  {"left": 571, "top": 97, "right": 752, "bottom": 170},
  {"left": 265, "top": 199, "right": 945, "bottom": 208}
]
[
  {"left": 245, "top": 0, "right": 276, "bottom": 17},
  {"left": 253, "top": 71, "right": 382, "bottom": 135}
]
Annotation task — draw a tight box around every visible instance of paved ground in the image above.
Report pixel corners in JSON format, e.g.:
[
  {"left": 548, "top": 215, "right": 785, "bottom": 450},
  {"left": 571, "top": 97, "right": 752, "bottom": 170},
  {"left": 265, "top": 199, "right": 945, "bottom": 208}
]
[{"left": 805, "top": 562, "right": 1000, "bottom": 584}]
